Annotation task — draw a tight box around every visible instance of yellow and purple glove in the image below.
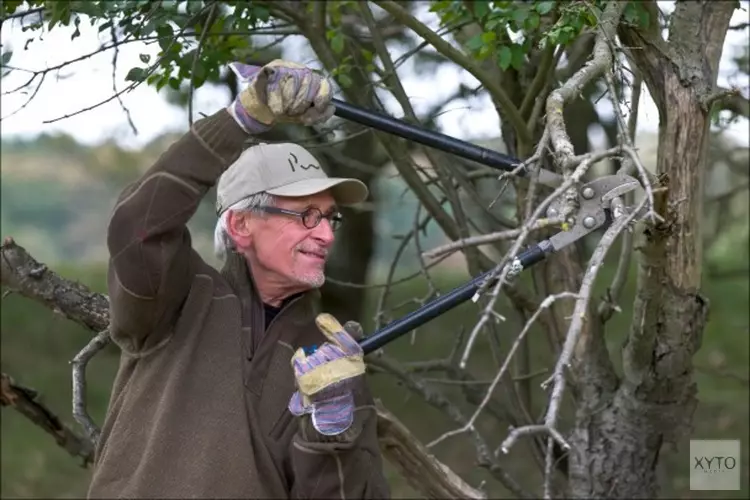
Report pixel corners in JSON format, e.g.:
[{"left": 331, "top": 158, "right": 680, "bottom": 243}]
[
  {"left": 227, "top": 60, "right": 335, "bottom": 134},
  {"left": 288, "top": 314, "right": 366, "bottom": 436}
]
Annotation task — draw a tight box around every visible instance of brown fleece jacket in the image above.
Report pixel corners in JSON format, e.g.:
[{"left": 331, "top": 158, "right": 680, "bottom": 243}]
[{"left": 87, "top": 109, "right": 390, "bottom": 499}]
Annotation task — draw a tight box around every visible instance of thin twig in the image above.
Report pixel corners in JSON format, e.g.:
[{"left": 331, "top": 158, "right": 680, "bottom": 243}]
[
  {"left": 423, "top": 216, "right": 564, "bottom": 260},
  {"left": 500, "top": 425, "right": 570, "bottom": 455},
  {"left": 188, "top": 3, "right": 218, "bottom": 127},
  {"left": 110, "top": 23, "right": 138, "bottom": 135},
  {"left": 71, "top": 328, "right": 111, "bottom": 443},
  {"left": 427, "top": 292, "right": 578, "bottom": 448},
  {"left": 369, "top": 355, "right": 533, "bottom": 499},
  {"left": 460, "top": 152, "right": 604, "bottom": 369}
]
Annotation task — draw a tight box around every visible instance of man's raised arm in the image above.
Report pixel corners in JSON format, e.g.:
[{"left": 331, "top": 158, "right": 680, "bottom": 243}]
[
  {"left": 106, "top": 60, "right": 336, "bottom": 354},
  {"left": 106, "top": 109, "right": 247, "bottom": 353}
]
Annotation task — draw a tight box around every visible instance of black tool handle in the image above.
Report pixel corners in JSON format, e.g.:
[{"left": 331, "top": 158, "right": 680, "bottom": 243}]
[
  {"left": 359, "top": 243, "right": 551, "bottom": 354},
  {"left": 332, "top": 98, "right": 525, "bottom": 175}
]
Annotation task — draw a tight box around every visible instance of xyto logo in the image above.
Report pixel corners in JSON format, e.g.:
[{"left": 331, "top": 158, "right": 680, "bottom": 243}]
[{"left": 693, "top": 456, "right": 737, "bottom": 474}]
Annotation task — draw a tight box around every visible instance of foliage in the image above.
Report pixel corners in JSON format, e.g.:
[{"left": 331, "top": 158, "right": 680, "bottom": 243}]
[{"left": 0, "top": 0, "right": 655, "bottom": 93}]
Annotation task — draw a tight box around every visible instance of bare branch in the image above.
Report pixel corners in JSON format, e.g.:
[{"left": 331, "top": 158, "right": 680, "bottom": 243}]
[
  {"left": 0, "top": 237, "right": 110, "bottom": 332},
  {"left": 428, "top": 292, "right": 578, "bottom": 449},
  {"left": 460, "top": 147, "right": 615, "bottom": 368},
  {"left": 1, "top": 372, "right": 94, "bottom": 466},
  {"left": 711, "top": 87, "right": 750, "bottom": 118},
  {"left": 71, "top": 329, "right": 112, "bottom": 443},
  {"left": 188, "top": 4, "right": 218, "bottom": 127},
  {"left": 369, "top": 356, "right": 533, "bottom": 499},
  {"left": 423, "top": 216, "right": 564, "bottom": 260},
  {"left": 375, "top": 401, "right": 487, "bottom": 499},
  {"left": 546, "top": 2, "right": 626, "bottom": 172},
  {"left": 1, "top": 6, "right": 44, "bottom": 24},
  {"left": 109, "top": 23, "right": 138, "bottom": 135},
  {"left": 500, "top": 425, "right": 570, "bottom": 456}
]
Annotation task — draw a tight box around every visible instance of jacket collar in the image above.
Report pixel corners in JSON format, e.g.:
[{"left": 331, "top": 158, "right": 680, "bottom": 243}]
[{"left": 220, "top": 250, "right": 320, "bottom": 332}]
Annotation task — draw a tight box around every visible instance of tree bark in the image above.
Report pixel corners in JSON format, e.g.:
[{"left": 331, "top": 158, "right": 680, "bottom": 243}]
[{"left": 565, "top": 2, "right": 736, "bottom": 497}]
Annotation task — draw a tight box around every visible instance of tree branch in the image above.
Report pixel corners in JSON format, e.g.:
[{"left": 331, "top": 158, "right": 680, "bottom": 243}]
[
  {"left": 0, "top": 237, "right": 110, "bottom": 332},
  {"left": 373, "top": 0, "right": 531, "bottom": 144},
  {"left": 369, "top": 356, "right": 532, "bottom": 499},
  {"left": 546, "top": 2, "right": 626, "bottom": 174},
  {"left": 375, "top": 401, "right": 487, "bottom": 499},
  {"left": 1, "top": 372, "right": 94, "bottom": 466}
]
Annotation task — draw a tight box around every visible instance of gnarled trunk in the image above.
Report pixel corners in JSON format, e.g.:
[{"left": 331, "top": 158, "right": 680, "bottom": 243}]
[{"left": 566, "top": 2, "right": 735, "bottom": 497}]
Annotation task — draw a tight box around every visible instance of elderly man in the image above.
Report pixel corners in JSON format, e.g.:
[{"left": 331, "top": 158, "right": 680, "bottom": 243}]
[{"left": 87, "top": 60, "right": 390, "bottom": 499}]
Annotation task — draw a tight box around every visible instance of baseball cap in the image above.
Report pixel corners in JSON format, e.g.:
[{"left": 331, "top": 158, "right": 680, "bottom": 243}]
[{"left": 216, "top": 142, "right": 368, "bottom": 215}]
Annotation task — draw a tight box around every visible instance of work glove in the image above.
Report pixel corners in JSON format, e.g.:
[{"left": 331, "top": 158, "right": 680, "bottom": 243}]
[
  {"left": 226, "top": 59, "right": 335, "bottom": 134},
  {"left": 288, "top": 313, "right": 366, "bottom": 436}
]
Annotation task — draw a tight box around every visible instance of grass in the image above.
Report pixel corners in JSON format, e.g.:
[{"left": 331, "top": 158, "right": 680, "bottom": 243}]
[{"left": 1, "top": 253, "right": 748, "bottom": 498}]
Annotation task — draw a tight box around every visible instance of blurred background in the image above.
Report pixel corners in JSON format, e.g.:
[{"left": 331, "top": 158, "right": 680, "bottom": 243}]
[{"left": 1, "top": 1, "right": 748, "bottom": 498}]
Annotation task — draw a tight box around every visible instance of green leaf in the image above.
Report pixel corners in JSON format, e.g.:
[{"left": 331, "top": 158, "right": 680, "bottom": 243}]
[
  {"left": 535, "top": 1, "right": 555, "bottom": 15},
  {"left": 510, "top": 44, "right": 525, "bottom": 71},
  {"left": 638, "top": 8, "right": 650, "bottom": 29},
  {"left": 525, "top": 12, "right": 540, "bottom": 31},
  {"left": 338, "top": 73, "right": 353, "bottom": 88},
  {"left": 98, "top": 20, "right": 112, "bottom": 33},
  {"left": 1, "top": 51, "right": 12, "bottom": 66},
  {"left": 466, "top": 34, "right": 484, "bottom": 52},
  {"left": 156, "top": 24, "right": 174, "bottom": 51},
  {"left": 156, "top": 75, "right": 169, "bottom": 91},
  {"left": 147, "top": 73, "right": 161, "bottom": 85},
  {"left": 497, "top": 45, "right": 512, "bottom": 71},
  {"left": 481, "top": 30, "right": 496, "bottom": 44},
  {"left": 139, "top": 53, "right": 151, "bottom": 64},
  {"left": 251, "top": 6, "right": 270, "bottom": 22},
  {"left": 125, "top": 67, "right": 148, "bottom": 82},
  {"left": 473, "top": 2, "right": 490, "bottom": 19},
  {"left": 512, "top": 6, "right": 528, "bottom": 27},
  {"left": 331, "top": 32, "right": 345, "bottom": 54}
]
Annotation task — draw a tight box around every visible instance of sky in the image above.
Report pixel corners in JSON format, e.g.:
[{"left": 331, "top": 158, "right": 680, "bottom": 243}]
[{"left": 1, "top": 2, "right": 748, "bottom": 152}]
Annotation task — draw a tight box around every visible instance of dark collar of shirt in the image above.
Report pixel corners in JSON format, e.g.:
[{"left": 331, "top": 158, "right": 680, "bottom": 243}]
[{"left": 263, "top": 293, "right": 303, "bottom": 331}]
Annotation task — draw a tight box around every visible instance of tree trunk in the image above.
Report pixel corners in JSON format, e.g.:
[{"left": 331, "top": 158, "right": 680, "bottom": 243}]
[{"left": 566, "top": 2, "right": 735, "bottom": 497}]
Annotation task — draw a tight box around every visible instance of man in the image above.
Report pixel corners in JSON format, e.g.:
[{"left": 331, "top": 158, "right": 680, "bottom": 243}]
[{"left": 88, "top": 60, "right": 390, "bottom": 499}]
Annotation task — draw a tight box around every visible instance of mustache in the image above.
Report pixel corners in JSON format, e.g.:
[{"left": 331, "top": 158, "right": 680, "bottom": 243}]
[{"left": 295, "top": 245, "right": 329, "bottom": 258}]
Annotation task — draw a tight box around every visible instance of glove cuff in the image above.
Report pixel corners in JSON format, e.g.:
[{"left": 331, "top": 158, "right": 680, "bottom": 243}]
[{"left": 226, "top": 99, "right": 272, "bottom": 135}]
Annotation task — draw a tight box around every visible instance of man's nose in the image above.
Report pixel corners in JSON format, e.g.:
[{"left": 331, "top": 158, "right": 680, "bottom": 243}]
[{"left": 311, "top": 218, "right": 335, "bottom": 245}]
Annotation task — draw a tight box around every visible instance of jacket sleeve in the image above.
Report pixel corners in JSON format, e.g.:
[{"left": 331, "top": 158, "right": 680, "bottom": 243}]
[
  {"left": 289, "top": 380, "right": 391, "bottom": 499},
  {"left": 106, "top": 109, "right": 248, "bottom": 354}
]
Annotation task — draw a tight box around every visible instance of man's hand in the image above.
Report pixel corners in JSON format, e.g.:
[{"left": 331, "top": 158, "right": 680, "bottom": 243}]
[
  {"left": 288, "top": 314, "right": 366, "bottom": 436},
  {"left": 226, "top": 60, "right": 335, "bottom": 134}
]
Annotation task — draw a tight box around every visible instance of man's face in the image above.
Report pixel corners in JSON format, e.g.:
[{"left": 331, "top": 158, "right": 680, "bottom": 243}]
[{"left": 234, "top": 190, "right": 337, "bottom": 295}]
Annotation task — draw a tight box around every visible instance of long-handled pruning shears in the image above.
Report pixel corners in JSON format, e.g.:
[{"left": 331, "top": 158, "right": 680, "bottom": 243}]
[{"left": 328, "top": 99, "right": 647, "bottom": 354}]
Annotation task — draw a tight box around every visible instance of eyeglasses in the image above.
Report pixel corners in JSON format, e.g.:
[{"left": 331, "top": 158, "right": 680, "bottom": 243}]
[{"left": 256, "top": 206, "right": 344, "bottom": 231}]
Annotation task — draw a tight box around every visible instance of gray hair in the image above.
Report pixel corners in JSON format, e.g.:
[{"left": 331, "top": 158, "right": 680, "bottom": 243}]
[{"left": 214, "top": 192, "right": 275, "bottom": 260}]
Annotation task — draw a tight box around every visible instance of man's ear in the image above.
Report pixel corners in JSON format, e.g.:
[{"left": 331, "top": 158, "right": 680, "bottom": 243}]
[{"left": 226, "top": 210, "right": 253, "bottom": 249}]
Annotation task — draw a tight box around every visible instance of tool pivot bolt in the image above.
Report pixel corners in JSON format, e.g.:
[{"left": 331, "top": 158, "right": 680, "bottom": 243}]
[
  {"left": 581, "top": 187, "right": 595, "bottom": 199},
  {"left": 583, "top": 216, "right": 596, "bottom": 229}
]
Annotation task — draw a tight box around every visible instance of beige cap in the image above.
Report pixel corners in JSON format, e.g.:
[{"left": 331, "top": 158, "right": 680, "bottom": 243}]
[{"left": 216, "top": 142, "right": 368, "bottom": 215}]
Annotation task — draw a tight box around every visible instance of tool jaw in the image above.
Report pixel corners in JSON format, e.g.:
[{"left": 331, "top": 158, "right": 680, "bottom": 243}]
[{"left": 545, "top": 174, "right": 646, "bottom": 253}]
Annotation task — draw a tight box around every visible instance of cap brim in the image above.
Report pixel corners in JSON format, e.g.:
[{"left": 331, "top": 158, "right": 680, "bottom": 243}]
[{"left": 266, "top": 177, "right": 368, "bottom": 206}]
